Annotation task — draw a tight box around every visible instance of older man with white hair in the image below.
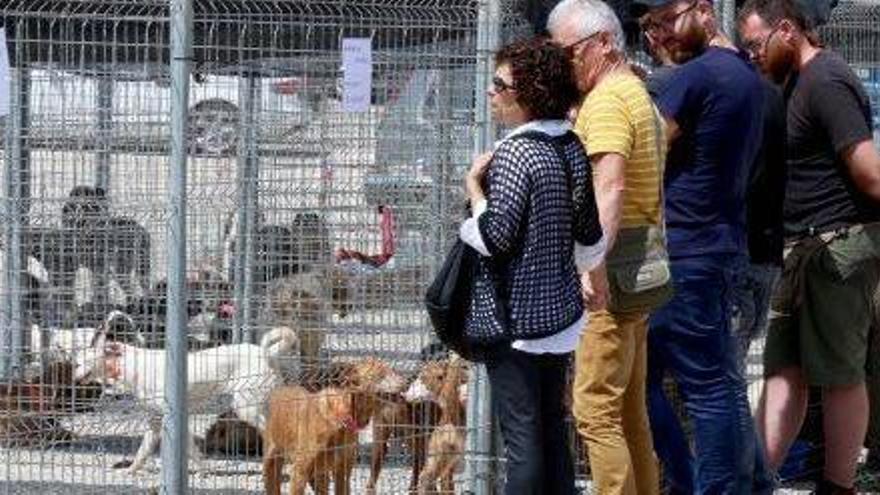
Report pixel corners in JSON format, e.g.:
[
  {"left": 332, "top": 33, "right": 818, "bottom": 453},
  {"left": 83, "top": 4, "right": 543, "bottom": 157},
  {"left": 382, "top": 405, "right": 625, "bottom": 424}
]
[{"left": 548, "top": 1, "right": 665, "bottom": 494}]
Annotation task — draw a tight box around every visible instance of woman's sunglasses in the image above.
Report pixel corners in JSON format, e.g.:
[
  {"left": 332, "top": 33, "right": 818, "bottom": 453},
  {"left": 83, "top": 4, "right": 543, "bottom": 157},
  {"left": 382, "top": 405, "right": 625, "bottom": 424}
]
[{"left": 492, "top": 76, "right": 516, "bottom": 93}]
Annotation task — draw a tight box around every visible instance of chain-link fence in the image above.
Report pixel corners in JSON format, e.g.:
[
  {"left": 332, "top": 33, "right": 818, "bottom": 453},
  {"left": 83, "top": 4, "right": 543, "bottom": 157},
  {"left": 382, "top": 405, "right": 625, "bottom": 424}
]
[
  {"left": 0, "top": 0, "right": 489, "bottom": 493},
  {"left": 819, "top": 0, "right": 880, "bottom": 147}
]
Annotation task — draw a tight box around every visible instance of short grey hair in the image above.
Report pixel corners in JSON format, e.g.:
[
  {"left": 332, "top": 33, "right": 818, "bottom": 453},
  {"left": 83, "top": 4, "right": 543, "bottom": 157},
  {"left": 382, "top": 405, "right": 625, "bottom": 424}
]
[{"left": 547, "top": 0, "right": 626, "bottom": 53}]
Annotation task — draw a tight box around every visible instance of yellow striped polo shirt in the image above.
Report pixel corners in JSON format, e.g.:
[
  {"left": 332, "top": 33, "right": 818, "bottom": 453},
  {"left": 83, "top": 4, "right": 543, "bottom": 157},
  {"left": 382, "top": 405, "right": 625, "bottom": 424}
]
[{"left": 574, "top": 71, "right": 664, "bottom": 228}]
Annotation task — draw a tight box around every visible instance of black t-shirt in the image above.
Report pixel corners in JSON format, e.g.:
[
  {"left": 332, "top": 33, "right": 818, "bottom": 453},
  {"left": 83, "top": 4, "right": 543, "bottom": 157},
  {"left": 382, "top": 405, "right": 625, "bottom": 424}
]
[
  {"left": 748, "top": 80, "right": 787, "bottom": 265},
  {"left": 784, "top": 50, "right": 878, "bottom": 238}
]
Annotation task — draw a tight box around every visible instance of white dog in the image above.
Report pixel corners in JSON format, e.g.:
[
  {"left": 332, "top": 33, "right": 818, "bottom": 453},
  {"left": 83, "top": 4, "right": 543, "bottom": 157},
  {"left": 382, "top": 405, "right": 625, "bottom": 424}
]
[
  {"left": 73, "top": 311, "right": 300, "bottom": 474},
  {"left": 28, "top": 309, "right": 145, "bottom": 364}
]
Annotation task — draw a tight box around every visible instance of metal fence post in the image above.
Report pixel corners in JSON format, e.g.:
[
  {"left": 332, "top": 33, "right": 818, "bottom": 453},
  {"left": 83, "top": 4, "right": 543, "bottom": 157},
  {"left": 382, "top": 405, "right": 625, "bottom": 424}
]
[
  {"left": 233, "top": 70, "right": 260, "bottom": 344},
  {"left": 163, "top": 0, "right": 193, "bottom": 492},
  {"left": 713, "top": 0, "right": 736, "bottom": 37},
  {"left": 466, "top": 1, "right": 500, "bottom": 493},
  {"left": 722, "top": 0, "right": 736, "bottom": 39},
  {"left": 96, "top": 77, "right": 113, "bottom": 192},
  {"left": 1, "top": 65, "right": 31, "bottom": 380}
]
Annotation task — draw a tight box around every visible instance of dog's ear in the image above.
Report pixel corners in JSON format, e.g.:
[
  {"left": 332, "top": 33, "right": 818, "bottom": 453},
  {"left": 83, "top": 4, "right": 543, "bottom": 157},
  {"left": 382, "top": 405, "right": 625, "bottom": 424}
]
[{"left": 346, "top": 358, "right": 382, "bottom": 391}]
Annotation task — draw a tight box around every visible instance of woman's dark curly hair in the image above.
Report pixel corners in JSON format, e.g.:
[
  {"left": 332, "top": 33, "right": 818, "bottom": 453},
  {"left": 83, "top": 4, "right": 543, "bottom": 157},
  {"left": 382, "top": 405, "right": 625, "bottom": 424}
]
[{"left": 495, "top": 38, "right": 579, "bottom": 120}]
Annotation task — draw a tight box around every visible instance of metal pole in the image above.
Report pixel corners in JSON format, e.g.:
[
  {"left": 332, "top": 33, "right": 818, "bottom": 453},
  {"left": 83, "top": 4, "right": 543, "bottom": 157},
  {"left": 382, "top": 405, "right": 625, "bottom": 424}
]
[
  {"left": 466, "top": 1, "right": 500, "bottom": 493},
  {"left": 714, "top": 0, "right": 735, "bottom": 38},
  {"left": 96, "top": 77, "right": 113, "bottom": 192},
  {"left": 1, "top": 66, "right": 31, "bottom": 380},
  {"left": 92, "top": 77, "right": 114, "bottom": 312},
  {"left": 723, "top": 0, "right": 736, "bottom": 39},
  {"left": 163, "top": 0, "right": 192, "bottom": 492},
  {"left": 233, "top": 71, "right": 259, "bottom": 344}
]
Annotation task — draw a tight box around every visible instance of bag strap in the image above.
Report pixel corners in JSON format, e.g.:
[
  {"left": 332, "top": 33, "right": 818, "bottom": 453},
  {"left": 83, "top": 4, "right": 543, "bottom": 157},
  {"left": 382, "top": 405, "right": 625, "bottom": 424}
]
[
  {"left": 649, "top": 105, "right": 667, "bottom": 241},
  {"left": 509, "top": 130, "right": 574, "bottom": 197}
]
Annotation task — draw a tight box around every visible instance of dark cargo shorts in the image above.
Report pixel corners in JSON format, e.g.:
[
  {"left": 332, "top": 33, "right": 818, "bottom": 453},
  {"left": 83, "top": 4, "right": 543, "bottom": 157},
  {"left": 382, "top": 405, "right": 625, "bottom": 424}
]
[{"left": 764, "top": 223, "right": 880, "bottom": 386}]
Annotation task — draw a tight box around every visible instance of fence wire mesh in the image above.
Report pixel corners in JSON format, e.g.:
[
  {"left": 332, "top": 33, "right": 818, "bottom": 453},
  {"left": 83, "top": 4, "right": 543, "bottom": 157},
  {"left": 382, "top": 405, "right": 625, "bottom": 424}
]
[
  {"left": 0, "top": 0, "right": 879, "bottom": 494},
  {"left": 0, "top": 0, "right": 483, "bottom": 493}
]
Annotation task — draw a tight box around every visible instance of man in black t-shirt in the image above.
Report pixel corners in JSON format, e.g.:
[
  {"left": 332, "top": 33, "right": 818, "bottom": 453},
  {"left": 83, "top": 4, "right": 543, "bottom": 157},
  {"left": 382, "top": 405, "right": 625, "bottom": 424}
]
[{"left": 739, "top": 0, "right": 880, "bottom": 493}]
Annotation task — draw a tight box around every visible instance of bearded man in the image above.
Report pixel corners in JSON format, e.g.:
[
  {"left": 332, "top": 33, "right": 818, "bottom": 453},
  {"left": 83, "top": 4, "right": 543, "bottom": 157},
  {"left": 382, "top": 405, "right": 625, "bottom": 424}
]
[
  {"left": 633, "top": 0, "right": 767, "bottom": 492},
  {"left": 739, "top": 0, "right": 880, "bottom": 492}
]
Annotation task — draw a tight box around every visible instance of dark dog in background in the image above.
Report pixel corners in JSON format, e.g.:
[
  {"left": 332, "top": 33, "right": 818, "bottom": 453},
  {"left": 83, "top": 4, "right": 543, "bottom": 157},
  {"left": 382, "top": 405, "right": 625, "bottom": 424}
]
[
  {"left": 224, "top": 211, "right": 332, "bottom": 286},
  {"left": 72, "top": 270, "right": 235, "bottom": 349},
  {"left": 125, "top": 271, "right": 235, "bottom": 348},
  {"left": 60, "top": 185, "right": 151, "bottom": 300},
  {"left": 0, "top": 360, "right": 104, "bottom": 447},
  {"left": 202, "top": 410, "right": 265, "bottom": 457},
  {"left": 23, "top": 185, "right": 152, "bottom": 325}
]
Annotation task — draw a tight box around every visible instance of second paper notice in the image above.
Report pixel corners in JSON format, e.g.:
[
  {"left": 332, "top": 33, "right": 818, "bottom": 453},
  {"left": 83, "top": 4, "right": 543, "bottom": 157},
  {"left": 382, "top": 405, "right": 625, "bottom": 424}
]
[{"left": 342, "top": 38, "right": 372, "bottom": 113}]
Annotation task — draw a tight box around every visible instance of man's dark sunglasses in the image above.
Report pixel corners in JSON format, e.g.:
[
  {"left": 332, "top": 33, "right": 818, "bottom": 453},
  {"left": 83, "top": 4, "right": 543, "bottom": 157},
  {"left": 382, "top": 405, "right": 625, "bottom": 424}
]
[{"left": 563, "top": 31, "right": 603, "bottom": 58}]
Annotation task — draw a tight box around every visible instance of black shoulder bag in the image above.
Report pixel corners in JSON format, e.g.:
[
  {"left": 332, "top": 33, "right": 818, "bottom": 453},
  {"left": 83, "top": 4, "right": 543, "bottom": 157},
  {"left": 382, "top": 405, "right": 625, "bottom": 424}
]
[{"left": 425, "top": 236, "right": 478, "bottom": 359}]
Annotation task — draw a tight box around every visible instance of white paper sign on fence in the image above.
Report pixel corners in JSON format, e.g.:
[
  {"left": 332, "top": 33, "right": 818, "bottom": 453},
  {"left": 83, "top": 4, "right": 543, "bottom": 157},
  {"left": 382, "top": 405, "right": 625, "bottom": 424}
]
[
  {"left": 0, "top": 28, "right": 9, "bottom": 117},
  {"left": 342, "top": 38, "right": 372, "bottom": 113}
]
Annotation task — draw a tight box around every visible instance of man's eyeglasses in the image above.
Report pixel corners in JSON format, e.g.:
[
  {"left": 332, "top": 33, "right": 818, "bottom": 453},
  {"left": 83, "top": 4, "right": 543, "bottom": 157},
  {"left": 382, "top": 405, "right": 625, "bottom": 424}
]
[
  {"left": 742, "top": 23, "right": 783, "bottom": 58},
  {"left": 639, "top": 0, "right": 699, "bottom": 33},
  {"left": 492, "top": 76, "right": 516, "bottom": 93},
  {"left": 563, "top": 31, "right": 603, "bottom": 59}
]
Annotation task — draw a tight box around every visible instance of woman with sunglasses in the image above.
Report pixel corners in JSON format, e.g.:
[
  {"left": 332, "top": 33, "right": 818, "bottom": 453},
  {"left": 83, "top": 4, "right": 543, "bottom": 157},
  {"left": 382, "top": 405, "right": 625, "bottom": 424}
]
[{"left": 459, "top": 38, "right": 605, "bottom": 495}]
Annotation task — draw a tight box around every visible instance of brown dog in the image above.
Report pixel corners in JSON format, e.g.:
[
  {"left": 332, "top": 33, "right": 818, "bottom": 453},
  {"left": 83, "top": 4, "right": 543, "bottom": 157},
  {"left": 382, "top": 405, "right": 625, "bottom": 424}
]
[
  {"left": 263, "top": 357, "right": 406, "bottom": 495},
  {"left": 403, "top": 357, "right": 469, "bottom": 494},
  {"left": 201, "top": 360, "right": 359, "bottom": 459},
  {"left": 366, "top": 382, "right": 443, "bottom": 494}
]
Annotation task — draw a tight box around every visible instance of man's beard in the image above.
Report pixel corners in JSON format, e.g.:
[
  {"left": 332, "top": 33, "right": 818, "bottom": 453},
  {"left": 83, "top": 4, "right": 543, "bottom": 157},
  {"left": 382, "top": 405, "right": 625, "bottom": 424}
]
[
  {"left": 764, "top": 44, "right": 795, "bottom": 84},
  {"left": 668, "top": 20, "right": 708, "bottom": 64}
]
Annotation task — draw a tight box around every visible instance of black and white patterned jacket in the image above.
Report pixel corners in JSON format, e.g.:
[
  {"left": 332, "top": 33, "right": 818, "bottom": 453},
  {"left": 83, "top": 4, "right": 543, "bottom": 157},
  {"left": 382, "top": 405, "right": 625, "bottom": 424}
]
[{"left": 461, "top": 121, "right": 604, "bottom": 343}]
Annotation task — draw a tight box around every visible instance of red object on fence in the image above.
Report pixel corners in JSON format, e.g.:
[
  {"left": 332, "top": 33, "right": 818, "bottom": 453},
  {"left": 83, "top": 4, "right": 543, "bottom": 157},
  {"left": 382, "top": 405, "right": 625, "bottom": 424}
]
[{"left": 334, "top": 205, "right": 396, "bottom": 268}]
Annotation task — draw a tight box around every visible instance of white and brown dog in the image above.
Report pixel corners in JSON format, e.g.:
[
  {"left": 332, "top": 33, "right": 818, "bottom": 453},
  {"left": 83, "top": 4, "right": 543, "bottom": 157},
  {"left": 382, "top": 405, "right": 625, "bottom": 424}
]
[
  {"left": 73, "top": 311, "right": 300, "bottom": 474},
  {"left": 403, "top": 356, "right": 469, "bottom": 494}
]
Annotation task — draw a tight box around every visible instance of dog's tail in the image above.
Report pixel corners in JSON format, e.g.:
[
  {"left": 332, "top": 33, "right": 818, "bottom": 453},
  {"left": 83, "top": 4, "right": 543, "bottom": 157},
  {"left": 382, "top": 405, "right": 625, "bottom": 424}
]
[
  {"left": 260, "top": 326, "right": 298, "bottom": 359},
  {"left": 97, "top": 309, "right": 146, "bottom": 347},
  {"left": 102, "top": 309, "right": 135, "bottom": 330}
]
